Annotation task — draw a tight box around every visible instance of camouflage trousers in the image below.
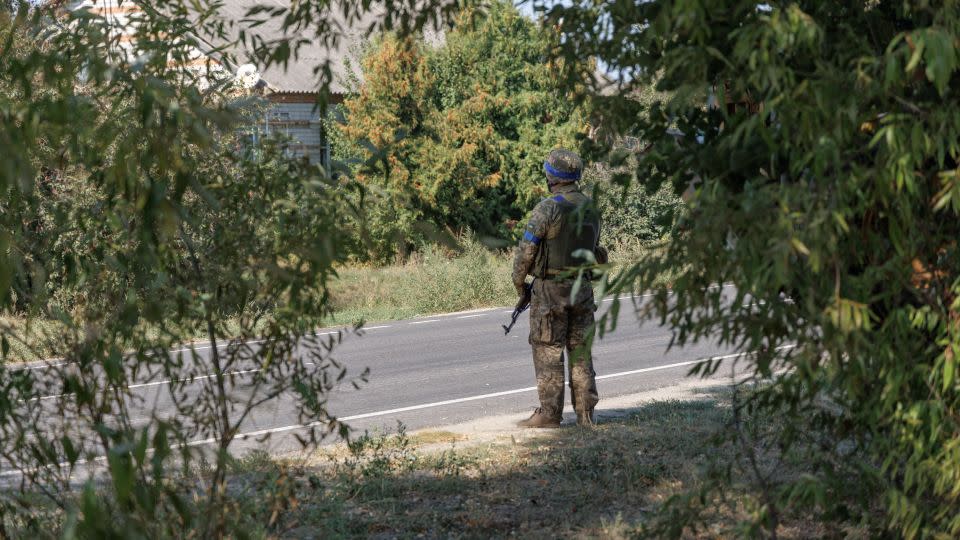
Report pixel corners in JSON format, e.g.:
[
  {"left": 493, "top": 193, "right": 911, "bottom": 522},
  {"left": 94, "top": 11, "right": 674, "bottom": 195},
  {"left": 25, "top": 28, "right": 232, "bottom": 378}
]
[{"left": 528, "top": 278, "right": 599, "bottom": 420}]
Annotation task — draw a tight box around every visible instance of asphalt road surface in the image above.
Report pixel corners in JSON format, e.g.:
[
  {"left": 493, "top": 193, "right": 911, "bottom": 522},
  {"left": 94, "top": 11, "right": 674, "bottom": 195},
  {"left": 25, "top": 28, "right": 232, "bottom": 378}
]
[{"left": 3, "top": 285, "right": 742, "bottom": 477}]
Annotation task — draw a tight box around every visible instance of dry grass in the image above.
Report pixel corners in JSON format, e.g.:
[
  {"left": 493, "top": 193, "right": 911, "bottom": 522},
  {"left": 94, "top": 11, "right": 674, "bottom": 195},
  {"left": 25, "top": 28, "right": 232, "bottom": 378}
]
[
  {"left": 220, "top": 395, "right": 832, "bottom": 539},
  {"left": 326, "top": 239, "right": 517, "bottom": 326},
  {"left": 0, "top": 393, "right": 848, "bottom": 538},
  {"left": 406, "top": 430, "right": 469, "bottom": 446},
  {"left": 0, "top": 316, "right": 66, "bottom": 363}
]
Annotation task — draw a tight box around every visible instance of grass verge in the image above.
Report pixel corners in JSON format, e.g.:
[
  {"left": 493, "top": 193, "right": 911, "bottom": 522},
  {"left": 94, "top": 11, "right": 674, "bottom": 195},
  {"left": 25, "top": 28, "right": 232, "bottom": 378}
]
[
  {"left": 3, "top": 238, "right": 661, "bottom": 363},
  {"left": 325, "top": 239, "right": 517, "bottom": 326},
  {"left": 211, "top": 392, "right": 834, "bottom": 539},
  {"left": 325, "top": 237, "right": 665, "bottom": 326},
  {"left": 2, "top": 389, "right": 862, "bottom": 538}
]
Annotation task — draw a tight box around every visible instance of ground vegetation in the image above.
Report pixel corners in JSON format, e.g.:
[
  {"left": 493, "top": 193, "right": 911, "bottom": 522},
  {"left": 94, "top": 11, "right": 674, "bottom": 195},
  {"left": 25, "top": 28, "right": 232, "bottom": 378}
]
[{"left": 4, "top": 394, "right": 855, "bottom": 538}]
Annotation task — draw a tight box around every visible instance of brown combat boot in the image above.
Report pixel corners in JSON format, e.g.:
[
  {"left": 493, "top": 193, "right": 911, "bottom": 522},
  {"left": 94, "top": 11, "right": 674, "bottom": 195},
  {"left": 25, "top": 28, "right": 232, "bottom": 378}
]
[
  {"left": 576, "top": 408, "right": 595, "bottom": 427},
  {"left": 517, "top": 407, "right": 561, "bottom": 429}
]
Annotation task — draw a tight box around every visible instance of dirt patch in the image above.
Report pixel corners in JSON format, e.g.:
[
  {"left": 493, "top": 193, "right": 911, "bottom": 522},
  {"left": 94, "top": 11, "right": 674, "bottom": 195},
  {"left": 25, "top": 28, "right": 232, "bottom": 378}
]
[{"left": 402, "top": 376, "right": 731, "bottom": 454}]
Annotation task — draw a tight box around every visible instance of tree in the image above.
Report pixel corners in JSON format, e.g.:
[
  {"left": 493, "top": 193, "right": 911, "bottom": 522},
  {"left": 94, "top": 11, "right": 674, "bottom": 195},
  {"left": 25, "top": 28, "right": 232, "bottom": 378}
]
[
  {"left": 0, "top": 3, "right": 386, "bottom": 536},
  {"left": 333, "top": 0, "right": 590, "bottom": 259},
  {"left": 537, "top": 0, "right": 960, "bottom": 536}
]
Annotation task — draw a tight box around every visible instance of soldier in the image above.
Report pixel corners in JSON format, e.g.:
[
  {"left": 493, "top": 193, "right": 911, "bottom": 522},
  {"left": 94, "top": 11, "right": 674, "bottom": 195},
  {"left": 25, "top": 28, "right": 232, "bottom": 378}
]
[{"left": 512, "top": 148, "right": 605, "bottom": 428}]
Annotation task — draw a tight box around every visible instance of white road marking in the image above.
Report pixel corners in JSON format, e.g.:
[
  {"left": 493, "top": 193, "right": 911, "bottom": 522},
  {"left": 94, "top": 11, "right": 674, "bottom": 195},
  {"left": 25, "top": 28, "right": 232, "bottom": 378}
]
[
  {"left": 25, "top": 326, "right": 376, "bottom": 402},
  {"left": 171, "top": 345, "right": 212, "bottom": 354},
  {"left": 127, "top": 368, "right": 262, "bottom": 390},
  {"left": 29, "top": 368, "right": 265, "bottom": 401},
  {"left": 170, "top": 338, "right": 266, "bottom": 355},
  {"left": 0, "top": 339, "right": 790, "bottom": 478},
  {"left": 16, "top": 286, "right": 743, "bottom": 402},
  {"left": 24, "top": 334, "right": 345, "bottom": 401},
  {"left": 192, "top": 345, "right": 798, "bottom": 443},
  {"left": 601, "top": 293, "right": 649, "bottom": 303},
  {"left": 595, "top": 346, "right": 792, "bottom": 380},
  {"left": 0, "top": 458, "right": 102, "bottom": 478},
  {"left": 11, "top": 284, "right": 739, "bottom": 372},
  {"left": 430, "top": 307, "right": 499, "bottom": 318},
  {"left": 23, "top": 362, "right": 67, "bottom": 371}
]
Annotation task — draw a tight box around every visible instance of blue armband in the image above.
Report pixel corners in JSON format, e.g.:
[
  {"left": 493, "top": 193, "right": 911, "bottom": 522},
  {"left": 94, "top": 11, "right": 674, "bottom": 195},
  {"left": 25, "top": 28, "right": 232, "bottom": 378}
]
[{"left": 523, "top": 230, "right": 541, "bottom": 245}]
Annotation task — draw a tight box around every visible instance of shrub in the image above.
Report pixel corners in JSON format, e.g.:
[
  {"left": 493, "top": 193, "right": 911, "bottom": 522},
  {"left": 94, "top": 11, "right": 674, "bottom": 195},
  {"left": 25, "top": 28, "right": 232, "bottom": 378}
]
[
  {"left": 545, "top": 0, "right": 960, "bottom": 536},
  {"left": 330, "top": 1, "right": 590, "bottom": 261},
  {"left": 0, "top": 5, "right": 368, "bottom": 537}
]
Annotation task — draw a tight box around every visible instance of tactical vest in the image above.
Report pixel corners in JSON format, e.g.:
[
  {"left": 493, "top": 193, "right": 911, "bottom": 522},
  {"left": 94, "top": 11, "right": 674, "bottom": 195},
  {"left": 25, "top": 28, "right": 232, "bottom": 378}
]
[{"left": 533, "top": 192, "right": 600, "bottom": 278}]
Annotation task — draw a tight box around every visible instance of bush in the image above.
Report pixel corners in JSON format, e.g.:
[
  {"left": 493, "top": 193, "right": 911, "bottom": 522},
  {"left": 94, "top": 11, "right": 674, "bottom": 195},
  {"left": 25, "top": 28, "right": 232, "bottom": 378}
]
[
  {"left": 0, "top": 5, "right": 365, "bottom": 537},
  {"left": 330, "top": 1, "right": 590, "bottom": 261},
  {"left": 583, "top": 155, "right": 682, "bottom": 251},
  {"left": 545, "top": 1, "right": 960, "bottom": 536}
]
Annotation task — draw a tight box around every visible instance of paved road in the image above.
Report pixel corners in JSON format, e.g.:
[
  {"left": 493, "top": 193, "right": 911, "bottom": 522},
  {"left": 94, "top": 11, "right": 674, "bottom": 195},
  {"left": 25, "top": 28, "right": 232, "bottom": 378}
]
[
  {"left": 146, "top": 285, "right": 735, "bottom": 452},
  {"left": 4, "top": 285, "right": 741, "bottom": 475}
]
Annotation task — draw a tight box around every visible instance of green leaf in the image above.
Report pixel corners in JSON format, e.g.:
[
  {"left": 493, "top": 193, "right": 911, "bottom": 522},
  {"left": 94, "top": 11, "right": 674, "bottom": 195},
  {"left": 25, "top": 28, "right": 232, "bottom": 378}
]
[
  {"left": 108, "top": 447, "right": 135, "bottom": 504},
  {"left": 790, "top": 238, "right": 810, "bottom": 256},
  {"left": 62, "top": 436, "right": 79, "bottom": 466},
  {"left": 104, "top": 347, "right": 123, "bottom": 385},
  {"left": 921, "top": 29, "right": 958, "bottom": 96}
]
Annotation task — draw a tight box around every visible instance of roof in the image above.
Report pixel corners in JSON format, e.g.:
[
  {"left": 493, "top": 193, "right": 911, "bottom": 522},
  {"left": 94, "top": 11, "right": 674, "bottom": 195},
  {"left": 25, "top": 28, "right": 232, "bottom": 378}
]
[
  {"left": 198, "top": 1, "right": 444, "bottom": 95},
  {"left": 62, "top": 0, "right": 445, "bottom": 96}
]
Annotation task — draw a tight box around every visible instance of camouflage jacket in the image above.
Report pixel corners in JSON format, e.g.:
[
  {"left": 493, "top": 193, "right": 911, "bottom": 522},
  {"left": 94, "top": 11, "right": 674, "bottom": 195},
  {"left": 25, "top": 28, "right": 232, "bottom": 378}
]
[{"left": 511, "top": 183, "right": 598, "bottom": 294}]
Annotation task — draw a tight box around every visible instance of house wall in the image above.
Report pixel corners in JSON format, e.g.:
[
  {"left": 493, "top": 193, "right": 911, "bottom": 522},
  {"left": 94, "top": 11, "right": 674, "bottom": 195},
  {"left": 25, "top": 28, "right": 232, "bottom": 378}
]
[
  {"left": 63, "top": 3, "right": 340, "bottom": 167},
  {"left": 264, "top": 101, "right": 326, "bottom": 166},
  {"left": 263, "top": 94, "right": 343, "bottom": 167}
]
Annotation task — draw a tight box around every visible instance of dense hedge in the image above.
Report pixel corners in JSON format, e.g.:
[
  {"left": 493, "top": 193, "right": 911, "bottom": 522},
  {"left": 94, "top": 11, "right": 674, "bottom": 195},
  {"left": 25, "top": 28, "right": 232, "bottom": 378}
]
[
  {"left": 330, "top": 1, "right": 591, "bottom": 261},
  {"left": 546, "top": 0, "right": 960, "bottom": 536}
]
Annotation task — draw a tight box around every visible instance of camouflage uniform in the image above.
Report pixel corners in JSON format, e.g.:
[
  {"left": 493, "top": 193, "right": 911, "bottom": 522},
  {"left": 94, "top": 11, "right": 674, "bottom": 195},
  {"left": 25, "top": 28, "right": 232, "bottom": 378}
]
[{"left": 512, "top": 149, "right": 601, "bottom": 427}]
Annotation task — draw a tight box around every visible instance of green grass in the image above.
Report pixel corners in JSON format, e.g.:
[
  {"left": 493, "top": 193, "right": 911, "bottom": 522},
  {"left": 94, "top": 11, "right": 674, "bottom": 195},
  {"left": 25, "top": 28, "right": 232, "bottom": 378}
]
[
  {"left": 324, "top": 237, "right": 665, "bottom": 327},
  {"left": 325, "top": 239, "right": 517, "bottom": 326}
]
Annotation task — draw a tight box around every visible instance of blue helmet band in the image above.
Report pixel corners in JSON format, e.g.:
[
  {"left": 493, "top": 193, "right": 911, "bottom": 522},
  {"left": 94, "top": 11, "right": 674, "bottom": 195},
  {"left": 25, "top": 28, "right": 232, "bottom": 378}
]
[{"left": 543, "top": 161, "right": 581, "bottom": 181}]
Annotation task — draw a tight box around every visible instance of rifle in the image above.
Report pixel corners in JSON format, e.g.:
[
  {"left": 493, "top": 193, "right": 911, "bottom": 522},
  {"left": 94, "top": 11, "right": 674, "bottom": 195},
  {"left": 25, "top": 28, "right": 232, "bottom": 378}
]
[{"left": 503, "top": 279, "right": 534, "bottom": 335}]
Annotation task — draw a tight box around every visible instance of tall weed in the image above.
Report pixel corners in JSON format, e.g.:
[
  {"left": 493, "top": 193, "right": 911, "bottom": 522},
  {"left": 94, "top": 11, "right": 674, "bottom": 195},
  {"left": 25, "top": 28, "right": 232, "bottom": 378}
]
[{"left": 328, "top": 237, "right": 516, "bottom": 323}]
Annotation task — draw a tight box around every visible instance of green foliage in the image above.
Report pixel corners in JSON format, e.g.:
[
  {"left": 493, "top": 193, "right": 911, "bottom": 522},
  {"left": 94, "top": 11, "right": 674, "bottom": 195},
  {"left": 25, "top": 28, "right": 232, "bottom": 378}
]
[
  {"left": 327, "top": 235, "right": 517, "bottom": 323},
  {"left": 342, "top": 423, "right": 419, "bottom": 498},
  {"left": 540, "top": 0, "right": 960, "bottom": 537},
  {"left": 0, "top": 3, "right": 382, "bottom": 538},
  {"left": 583, "top": 149, "right": 682, "bottom": 250},
  {"left": 331, "top": 1, "right": 590, "bottom": 260}
]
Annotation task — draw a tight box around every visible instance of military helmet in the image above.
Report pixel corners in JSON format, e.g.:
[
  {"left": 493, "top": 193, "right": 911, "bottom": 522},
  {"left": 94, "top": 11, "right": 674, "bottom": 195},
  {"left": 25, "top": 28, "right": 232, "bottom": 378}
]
[{"left": 544, "top": 148, "right": 583, "bottom": 185}]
